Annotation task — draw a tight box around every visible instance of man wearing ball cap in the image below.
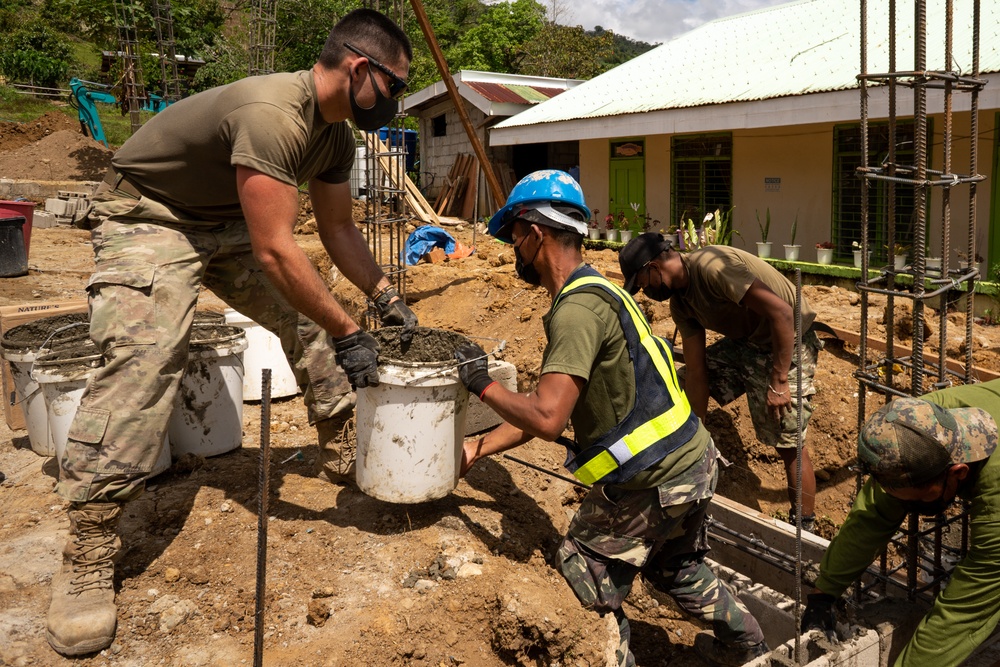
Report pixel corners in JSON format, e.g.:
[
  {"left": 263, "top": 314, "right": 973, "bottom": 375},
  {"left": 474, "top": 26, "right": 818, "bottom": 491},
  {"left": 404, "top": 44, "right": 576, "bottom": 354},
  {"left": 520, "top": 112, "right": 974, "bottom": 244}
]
[{"left": 803, "top": 379, "right": 1000, "bottom": 667}]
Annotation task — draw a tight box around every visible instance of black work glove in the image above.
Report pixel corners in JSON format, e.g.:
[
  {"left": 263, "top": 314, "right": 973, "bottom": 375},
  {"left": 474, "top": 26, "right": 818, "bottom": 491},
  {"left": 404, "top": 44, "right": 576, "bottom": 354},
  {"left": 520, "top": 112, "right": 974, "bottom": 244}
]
[
  {"left": 801, "top": 592, "right": 838, "bottom": 643},
  {"left": 333, "top": 330, "right": 380, "bottom": 389},
  {"left": 454, "top": 341, "right": 494, "bottom": 399},
  {"left": 374, "top": 287, "right": 418, "bottom": 343}
]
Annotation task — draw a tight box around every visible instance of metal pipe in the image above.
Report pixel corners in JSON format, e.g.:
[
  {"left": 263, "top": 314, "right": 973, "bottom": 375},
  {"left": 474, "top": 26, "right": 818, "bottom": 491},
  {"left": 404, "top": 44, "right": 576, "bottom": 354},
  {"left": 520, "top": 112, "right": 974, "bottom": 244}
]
[{"left": 253, "top": 369, "right": 272, "bottom": 667}]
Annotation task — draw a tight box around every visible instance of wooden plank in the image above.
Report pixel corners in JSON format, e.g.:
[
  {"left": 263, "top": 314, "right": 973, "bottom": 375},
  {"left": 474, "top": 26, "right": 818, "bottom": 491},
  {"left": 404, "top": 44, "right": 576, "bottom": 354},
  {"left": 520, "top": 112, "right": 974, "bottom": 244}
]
[
  {"left": 447, "top": 154, "right": 474, "bottom": 216},
  {"left": 433, "top": 155, "right": 461, "bottom": 213},
  {"left": 459, "top": 157, "right": 479, "bottom": 220},
  {"left": 826, "top": 324, "right": 1000, "bottom": 382},
  {"left": 438, "top": 154, "right": 469, "bottom": 216}
]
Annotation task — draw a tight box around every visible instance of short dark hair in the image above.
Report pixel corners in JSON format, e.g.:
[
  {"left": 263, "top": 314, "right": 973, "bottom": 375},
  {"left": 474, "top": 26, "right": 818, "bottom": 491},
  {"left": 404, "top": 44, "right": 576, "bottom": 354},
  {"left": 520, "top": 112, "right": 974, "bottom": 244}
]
[
  {"left": 542, "top": 224, "right": 583, "bottom": 251},
  {"left": 318, "top": 8, "right": 412, "bottom": 70}
]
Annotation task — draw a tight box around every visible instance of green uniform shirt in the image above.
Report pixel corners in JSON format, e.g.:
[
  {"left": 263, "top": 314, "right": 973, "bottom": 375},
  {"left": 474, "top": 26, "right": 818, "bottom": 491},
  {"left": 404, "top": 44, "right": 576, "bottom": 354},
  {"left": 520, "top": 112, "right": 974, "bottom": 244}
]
[
  {"left": 670, "top": 246, "right": 816, "bottom": 348},
  {"left": 816, "top": 379, "right": 1000, "bottom": 667},
  {"left": 113, "top": 70, "right": 355, "bottom": 222},
  {"left": 541, "top": 264, "right": 709, "bottom": 490}
]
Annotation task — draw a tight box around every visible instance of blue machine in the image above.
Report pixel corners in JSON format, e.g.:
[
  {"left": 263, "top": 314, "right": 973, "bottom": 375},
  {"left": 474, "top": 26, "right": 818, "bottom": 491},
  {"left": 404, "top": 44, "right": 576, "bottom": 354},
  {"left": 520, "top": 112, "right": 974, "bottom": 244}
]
[{"left": 68, "top": 78, "right": 172, "bottom": 147}]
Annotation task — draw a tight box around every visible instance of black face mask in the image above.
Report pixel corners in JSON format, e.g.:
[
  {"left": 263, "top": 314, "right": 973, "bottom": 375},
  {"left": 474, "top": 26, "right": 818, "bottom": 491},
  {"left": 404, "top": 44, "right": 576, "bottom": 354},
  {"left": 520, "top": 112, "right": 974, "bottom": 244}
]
[
  {"left": 514, "top": 235, "right": 542, "bottom": 286},
  {"left": 642, "top": 283, "right": 673, "bottom": 302},
  {"left": 350, "top": 68, "right": 398, "bottom": 131},
  {"left": 903, "top": 483, "right": 952, "bottom": 516}
]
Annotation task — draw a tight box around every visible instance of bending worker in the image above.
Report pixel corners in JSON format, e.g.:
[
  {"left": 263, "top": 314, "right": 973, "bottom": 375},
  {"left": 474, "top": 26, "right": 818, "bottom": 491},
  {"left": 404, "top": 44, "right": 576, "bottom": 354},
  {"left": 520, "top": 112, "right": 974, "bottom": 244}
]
[
  {"left": 456, "top": 171, "right": 768, "bottom": 667},
  {"left": 47, "top": 9, "right": 416, "bottom": 657},
  {"left": 803, "top": 379, "right": 1000, "bottom": 667},
  {"left": 619, "top": 233, "right": 824, "bottom": 531}
]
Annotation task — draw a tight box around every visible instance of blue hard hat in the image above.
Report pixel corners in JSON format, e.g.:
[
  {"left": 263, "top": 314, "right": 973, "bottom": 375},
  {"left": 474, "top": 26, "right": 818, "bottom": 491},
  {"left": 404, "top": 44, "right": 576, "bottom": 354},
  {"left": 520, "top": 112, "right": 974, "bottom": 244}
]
[{"left": 488, "top": 169, "right": 591, "bottom": 243}]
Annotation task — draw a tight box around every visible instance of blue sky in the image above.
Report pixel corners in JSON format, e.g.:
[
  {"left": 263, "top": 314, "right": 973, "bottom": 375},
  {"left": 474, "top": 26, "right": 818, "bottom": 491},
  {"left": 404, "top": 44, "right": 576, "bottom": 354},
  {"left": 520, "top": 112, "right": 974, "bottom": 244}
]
[{"left": 565, "top": 0, "right": 790, "bottom": 44}]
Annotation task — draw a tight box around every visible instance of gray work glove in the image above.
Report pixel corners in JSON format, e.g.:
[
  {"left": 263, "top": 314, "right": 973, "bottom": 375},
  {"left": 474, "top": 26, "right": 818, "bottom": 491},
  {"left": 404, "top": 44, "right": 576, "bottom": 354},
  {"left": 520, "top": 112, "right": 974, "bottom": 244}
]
[
  {"left": 374, "top": 286, "right": 417, "bottom": 343},
  {"left": 454, "top": 341, "right": 494, "bottom": 399},
  {"left": 801, "top": 592, "right": 838, "bottom": 643},
  {"left": 333, "top": 330, "right": 380, "bottom": 389}
]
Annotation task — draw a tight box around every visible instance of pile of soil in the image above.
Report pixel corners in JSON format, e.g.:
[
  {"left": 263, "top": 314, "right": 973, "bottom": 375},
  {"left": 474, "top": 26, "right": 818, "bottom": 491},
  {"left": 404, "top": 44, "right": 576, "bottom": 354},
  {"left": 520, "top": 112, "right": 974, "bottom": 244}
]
[
  {"left": 0, "top": 111, "right": 79, "bottom": 153},
  {"left": 0, "top": 130, "right": 111, "bottom": 181}
]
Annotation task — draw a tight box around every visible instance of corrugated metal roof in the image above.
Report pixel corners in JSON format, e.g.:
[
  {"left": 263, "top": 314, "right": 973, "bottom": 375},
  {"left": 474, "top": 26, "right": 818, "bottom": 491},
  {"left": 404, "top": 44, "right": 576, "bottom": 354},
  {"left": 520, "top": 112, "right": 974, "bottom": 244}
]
[
  {"left": 464, "top": 81, "right": 567, "bottom": 104},
  {"left": 496, "top": 0, "right": 1000, "bottom": 130}
]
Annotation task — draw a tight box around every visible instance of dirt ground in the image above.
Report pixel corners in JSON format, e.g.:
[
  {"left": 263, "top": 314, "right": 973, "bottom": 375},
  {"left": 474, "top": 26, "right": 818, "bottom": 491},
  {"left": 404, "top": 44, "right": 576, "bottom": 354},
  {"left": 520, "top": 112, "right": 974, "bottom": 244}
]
[{"left": 3, "top": 118, "right": 1000, "bottom": 667}]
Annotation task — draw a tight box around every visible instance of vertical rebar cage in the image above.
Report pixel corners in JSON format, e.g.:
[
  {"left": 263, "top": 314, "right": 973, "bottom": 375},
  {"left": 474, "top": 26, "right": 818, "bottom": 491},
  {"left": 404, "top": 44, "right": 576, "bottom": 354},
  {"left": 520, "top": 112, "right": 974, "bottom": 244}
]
[{"left": 854, "top": 0, "right": 986, "bottom": 606}]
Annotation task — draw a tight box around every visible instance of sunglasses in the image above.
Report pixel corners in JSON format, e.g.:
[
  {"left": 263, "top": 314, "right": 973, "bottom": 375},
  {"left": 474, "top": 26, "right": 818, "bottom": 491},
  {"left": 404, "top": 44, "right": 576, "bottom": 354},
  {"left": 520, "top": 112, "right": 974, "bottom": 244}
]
[{"left": 344, "top": 42, "right": 408, "bottom": 100}]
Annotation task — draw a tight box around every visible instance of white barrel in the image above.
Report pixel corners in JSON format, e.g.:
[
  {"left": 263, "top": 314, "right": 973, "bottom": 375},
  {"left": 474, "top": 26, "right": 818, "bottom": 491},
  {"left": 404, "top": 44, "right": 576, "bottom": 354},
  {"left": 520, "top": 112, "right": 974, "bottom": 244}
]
[
  {"left": 223, "top": 309, "right": 298, "bottom": 400},
  {"left": 168, "top": 328, "right": 248, "bottom": 458},
  {"left": 3, "top": 347, "right": 53, "bottom": 456},
  {"left": 32, "top": 356, "right": 170, "bottom": 478},
  {"left": 355, "top": 362, "right": 470, "bottom": 503}
]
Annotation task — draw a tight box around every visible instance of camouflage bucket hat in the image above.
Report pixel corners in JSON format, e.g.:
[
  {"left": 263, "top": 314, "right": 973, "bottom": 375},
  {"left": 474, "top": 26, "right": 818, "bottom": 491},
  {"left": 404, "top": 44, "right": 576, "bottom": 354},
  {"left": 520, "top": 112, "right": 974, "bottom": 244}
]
[{"left": 858, "top": 397, "right": 997, "bottom": 488}]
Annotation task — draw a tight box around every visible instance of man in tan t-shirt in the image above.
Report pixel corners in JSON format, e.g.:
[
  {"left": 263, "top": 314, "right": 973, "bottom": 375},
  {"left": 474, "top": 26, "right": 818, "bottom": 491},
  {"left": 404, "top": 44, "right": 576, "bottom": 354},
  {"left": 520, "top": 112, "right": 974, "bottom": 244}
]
[
  {"left": 620, "top": 234, "right": 824, "bottom": 533},
  {"left": 46, "top": 9, "right": 416, "bottom": 658}
]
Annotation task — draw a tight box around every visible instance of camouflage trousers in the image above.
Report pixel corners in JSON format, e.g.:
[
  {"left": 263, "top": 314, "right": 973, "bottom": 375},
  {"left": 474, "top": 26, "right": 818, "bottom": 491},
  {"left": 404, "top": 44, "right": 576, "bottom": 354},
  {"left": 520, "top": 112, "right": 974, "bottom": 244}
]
[
  {"left": 554, "top": 442, "right": 764, "bottom": 667},
  {"left": 56, "top": 189, "right": 353, "bottom": 503},
  {"left": 679, "top": 330, "right": 823, "bottom": 449}
]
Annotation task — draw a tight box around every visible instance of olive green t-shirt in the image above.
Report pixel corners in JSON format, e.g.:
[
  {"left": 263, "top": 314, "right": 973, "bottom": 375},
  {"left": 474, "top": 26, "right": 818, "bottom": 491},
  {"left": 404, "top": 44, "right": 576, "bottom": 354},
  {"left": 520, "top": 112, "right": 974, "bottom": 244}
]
[
  {"left": 542, "top": 265, "right": 709, "bottom": 488},
  {"left": 113, "top": 70, "right": 355, "bottom": 221},
  {"left": 670, "top": 246, "right": 816, "bottom": 348}
]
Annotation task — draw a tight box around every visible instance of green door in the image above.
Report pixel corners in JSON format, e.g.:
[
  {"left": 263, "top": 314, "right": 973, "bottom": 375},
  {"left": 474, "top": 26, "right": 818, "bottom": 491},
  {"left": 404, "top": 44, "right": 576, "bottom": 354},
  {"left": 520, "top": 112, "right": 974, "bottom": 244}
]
[{"left": 609, "top": 157, "right": 645, "bottom": 229}]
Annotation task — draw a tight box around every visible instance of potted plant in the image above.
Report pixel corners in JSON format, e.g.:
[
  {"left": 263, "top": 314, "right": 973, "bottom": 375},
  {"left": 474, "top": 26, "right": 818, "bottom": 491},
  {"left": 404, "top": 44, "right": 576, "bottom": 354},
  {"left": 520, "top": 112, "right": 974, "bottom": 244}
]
[
  {"left": 588, "top": 209, "right": 602, "bottom": 240},
  {"left": 851, "top": 241, "right": 870, "bottom": 268},
  {"left": 957, "top": 250, "right": 984, "bottom": 273},
  {"left": 925, "top": 248, "right": 943, "bottom": 274},
  {"left": 621, "top": 202, "right": 644, "bottom": 244},
  {"left": 755, "top": 209, "right": 772, "bottom": 258},
  {"left": 783, "top": 214, "right": 800, "bottom": 261},
  {"left": 816, "top": 240, "right": 835, "bottom": 265},
  {"left": 604, "top": 213, "right": 616, "bottom": 242},
  {"left": 890, "top": 243, "right": 910, "bottom": 271},
  {"left": 614, "top": 211, "right": 629, "bottom": 243}
]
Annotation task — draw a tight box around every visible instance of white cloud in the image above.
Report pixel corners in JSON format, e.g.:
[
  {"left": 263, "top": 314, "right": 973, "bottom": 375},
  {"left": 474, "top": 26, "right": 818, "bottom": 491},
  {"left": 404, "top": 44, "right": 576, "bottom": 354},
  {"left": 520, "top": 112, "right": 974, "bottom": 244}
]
[{"left": 563, "top": 0, "right": 790, "bottom": 44}]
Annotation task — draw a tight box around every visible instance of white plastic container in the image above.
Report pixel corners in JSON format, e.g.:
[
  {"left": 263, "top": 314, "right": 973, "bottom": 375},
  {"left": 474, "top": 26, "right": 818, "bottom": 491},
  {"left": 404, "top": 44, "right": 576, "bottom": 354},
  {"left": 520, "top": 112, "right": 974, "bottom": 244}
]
[
  {"left": 223, "top": 309, "right": 298, "bottom": 400},
  {"left": 32, "top": 354, "right": 171, "bottom": 478},
  {"left": 168, "top": 326, "right": 248, "bottom": 458},
  {"left": 3, "top": 348, "right": 53, "bottom": 456},
  {"left": 355, "top": 361, "right": 470, "bottom": 503}
]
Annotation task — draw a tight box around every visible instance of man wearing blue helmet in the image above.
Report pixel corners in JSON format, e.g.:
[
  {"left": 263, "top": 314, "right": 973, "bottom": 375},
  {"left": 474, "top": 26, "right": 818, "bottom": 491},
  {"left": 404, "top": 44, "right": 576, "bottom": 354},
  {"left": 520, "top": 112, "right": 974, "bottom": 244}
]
[{"left": 456, "top": 170, "right": 768, "bottom": 667}]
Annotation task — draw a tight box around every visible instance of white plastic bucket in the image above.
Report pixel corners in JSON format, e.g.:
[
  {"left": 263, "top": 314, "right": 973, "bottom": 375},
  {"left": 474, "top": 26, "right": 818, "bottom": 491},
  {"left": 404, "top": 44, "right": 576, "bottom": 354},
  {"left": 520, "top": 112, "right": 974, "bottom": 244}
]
[
  {"left": 168, "top": 326, "right": 248, "bottom": 458},
  {"left": 356, "top": 361, "right": 470, "bottom": 503},
  {"left": 32, "top": 352, "right": 171, "bottom": 478},
  {"left": 223, "top": 309, "right": 298, "bottom": 400},
  {"left": 4, "top": 348, "right": 53, "bottom": 456}
]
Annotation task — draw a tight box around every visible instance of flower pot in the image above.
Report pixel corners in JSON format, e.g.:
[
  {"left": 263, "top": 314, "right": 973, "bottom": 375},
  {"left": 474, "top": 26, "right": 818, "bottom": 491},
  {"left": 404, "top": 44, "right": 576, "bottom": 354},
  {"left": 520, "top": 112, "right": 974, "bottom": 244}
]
[
  {"left": 852, "top": 250, "right": 868, "bottom": 268},
  {"left": 816, "top": 248, "right": 834, "bottom": 265},
  {"left": 756, "top": 241, "right": 773, "bottom": 259},
  {"left": 894, "top": 254, "right": 908, "bottom": 271},
  {"left": 619, "top": 230, "right": 633, "bottom": 244},
  {"left": 606, "top": 229, "right": 619, "bottom": 243},
  {"left": 588, "top": 228, "right": 601, "bottom": 241},
  {"left": 783, "top": 245, "right": 800, "bottom": 261},
  {"left": 925, "top": 256, "right": 942, "bottom": 274}
]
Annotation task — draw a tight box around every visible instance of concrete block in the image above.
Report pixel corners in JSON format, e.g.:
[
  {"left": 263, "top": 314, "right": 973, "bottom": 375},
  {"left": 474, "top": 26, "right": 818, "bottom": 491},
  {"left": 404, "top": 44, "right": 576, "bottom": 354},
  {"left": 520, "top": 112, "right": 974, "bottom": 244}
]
[
  {"left": 45, "top": 198, "right": 68, "bottom": 216},
  {"left": 464, "top": 359, "right": 516, "bottom": 435},
  {"left": 31, "top": 211, "right": 58, "bottom": 229}
]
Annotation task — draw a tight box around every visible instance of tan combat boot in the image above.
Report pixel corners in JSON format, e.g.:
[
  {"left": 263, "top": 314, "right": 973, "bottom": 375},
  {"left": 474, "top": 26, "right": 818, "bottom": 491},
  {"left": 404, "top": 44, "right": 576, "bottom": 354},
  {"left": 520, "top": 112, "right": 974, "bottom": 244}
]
[
  {"left": 46, "top": 502, "right": 122, "bottom": 656},
  {"left": 315, "top": 413, "right": 356, "bottom": 485}
]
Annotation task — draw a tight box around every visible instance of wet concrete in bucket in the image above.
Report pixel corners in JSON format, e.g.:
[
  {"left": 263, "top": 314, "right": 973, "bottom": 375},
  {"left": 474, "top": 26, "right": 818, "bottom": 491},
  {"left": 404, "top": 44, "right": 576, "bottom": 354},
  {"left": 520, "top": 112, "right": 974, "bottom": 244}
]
[
  {"left": 372, "top": 326, "right": 472, "bottom": 364},
  {"left": 1, "top": 312, "right": 89, "bottom": 352}
]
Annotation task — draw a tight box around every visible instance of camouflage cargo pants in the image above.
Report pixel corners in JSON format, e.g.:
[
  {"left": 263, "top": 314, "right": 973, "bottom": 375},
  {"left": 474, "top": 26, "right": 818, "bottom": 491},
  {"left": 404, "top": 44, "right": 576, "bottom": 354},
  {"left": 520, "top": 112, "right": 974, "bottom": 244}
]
[
  {"left": 679, "top": 330, "right": 823, "bottom": 449},
  {"left": 554, "top": 441, "right": 764, "bottom": 667},
  {"left": 57, "top": 190, "right": 352, "bottom": 503}
]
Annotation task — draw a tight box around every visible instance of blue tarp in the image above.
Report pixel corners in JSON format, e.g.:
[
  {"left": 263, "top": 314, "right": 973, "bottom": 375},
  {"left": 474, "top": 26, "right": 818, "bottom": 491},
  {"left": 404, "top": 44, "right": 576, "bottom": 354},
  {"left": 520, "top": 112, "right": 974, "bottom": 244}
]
[{"left": 403, "top": 226, "right": 458, "bottom": 266}]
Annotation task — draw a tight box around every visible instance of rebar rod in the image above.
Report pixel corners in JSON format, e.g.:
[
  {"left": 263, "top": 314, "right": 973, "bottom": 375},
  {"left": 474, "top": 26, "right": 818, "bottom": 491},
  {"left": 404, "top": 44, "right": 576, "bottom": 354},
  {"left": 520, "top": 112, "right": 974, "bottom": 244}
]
[
  {"left": 794, "top": 268, "right": 804, "bottom": 666},
  {"left": 253, "top": 369, "right": 272, "bottom": 667}
]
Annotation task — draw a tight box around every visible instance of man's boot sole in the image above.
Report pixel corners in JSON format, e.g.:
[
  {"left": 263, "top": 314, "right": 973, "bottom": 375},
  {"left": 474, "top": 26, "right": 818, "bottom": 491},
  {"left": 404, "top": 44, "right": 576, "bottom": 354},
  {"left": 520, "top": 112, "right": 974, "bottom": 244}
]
[{"left": 46, "top": 628, "right": 115, "bottom": 657}]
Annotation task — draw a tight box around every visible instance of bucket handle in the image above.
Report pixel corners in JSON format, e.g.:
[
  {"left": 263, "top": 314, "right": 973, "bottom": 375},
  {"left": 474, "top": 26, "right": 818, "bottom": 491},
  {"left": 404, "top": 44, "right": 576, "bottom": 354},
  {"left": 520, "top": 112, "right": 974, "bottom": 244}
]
[
  {"left": 38, "top": 321, "right": 90, "bottom": 351},
  {"left": 9, "top": 384, "right": 42, "bottom": 407},
  {"left": 403, "top": 336, "right": 506, "bottom": 386}
]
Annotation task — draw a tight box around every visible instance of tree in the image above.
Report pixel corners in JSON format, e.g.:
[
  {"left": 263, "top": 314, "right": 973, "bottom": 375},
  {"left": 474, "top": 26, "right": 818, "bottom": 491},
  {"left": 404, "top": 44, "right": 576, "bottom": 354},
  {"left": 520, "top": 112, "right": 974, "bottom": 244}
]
[
  {"left": 0, "top": 25, "right": 72, "bottom": 86},
  {"left": 448, "top": 0, "right": 545, "bottom": 73},
  {"left": 521, "top": 23, "right": 613, "bottom": 79}
]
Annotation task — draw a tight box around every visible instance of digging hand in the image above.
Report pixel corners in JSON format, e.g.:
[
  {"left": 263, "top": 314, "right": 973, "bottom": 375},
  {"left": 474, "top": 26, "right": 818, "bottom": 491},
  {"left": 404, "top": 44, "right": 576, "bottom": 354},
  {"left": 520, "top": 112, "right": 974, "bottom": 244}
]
[
  {"left": 801, "top": 592, "right": 838, "bottom": 643},
  {"left": 374, "top": 286, "right": 418, "bottom": 343},
  {"left": 454, "top": 341, "right": 495, "bottom": 399},
  {"left": 333, "top": 330, "right": 380, "bottom": 389}
]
